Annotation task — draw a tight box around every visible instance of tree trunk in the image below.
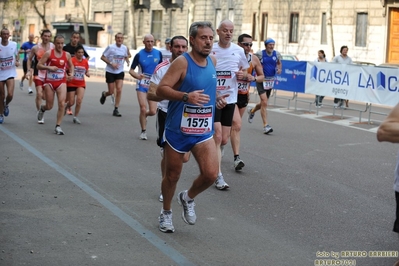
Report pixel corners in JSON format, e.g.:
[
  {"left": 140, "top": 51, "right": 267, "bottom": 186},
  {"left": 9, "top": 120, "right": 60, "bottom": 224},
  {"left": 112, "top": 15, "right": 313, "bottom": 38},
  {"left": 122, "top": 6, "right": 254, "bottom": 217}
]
[
  {"left": 327, "top": 0, "right": 335, "bottom": 58},
  {"left": 33, "top": 1, "right": 48, "bottom": 29},
  {"left": 79, "top": 0, "right": 90, "bottom": 45}
]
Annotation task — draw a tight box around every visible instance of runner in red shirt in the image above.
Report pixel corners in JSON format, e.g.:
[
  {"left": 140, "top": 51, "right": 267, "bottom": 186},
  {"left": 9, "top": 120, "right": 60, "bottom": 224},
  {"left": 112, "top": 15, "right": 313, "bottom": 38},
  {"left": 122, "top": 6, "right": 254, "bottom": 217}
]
[
  {"left": 37, "top": 35, "right": 74, "bottom": 135},
  {"left": 66, "top": 46, "right": 90, "bottom": 124}
]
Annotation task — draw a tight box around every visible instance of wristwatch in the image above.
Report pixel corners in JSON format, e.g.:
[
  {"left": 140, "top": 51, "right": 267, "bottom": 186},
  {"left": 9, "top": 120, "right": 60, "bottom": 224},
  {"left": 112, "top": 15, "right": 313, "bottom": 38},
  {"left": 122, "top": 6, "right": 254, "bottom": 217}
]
[{"left": 182, "top": 93, "right": 189, "bottom": 103}]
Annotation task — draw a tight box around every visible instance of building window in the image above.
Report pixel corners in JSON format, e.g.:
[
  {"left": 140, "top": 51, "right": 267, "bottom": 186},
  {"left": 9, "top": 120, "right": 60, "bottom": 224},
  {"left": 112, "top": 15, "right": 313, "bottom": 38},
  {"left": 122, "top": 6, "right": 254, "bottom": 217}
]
[
  {"left": 320, "top": 12, "right": 327, "bottom": 44},
  {"left": 59, "top": 0, "right": 65, "bottom": 7},
  {"left": 151, "top": 10, "right": 163, "bottom": 41},
  {"left": 138, "top": 10, "right": 144, "bottom": 36},
  {"left": 215, "top": 9, "right": 222, "bottom": 28},
  {"left": 75, "top": 0, "right": 79, "bottom": 7},
  {"left": 252, "top": 12, "right": 258, "bottom": 41},
  {"left": 289, "top": 13, "right": 299, "bottom": 43},
  {"left": 356, "top": 12, "right": 368, "bottom": 47},
  {"left": 228, "top": 9, "right": 234, "bottom": 23},
  {"left": 261, "top": 13, "right": 268, "bottom": 41}
]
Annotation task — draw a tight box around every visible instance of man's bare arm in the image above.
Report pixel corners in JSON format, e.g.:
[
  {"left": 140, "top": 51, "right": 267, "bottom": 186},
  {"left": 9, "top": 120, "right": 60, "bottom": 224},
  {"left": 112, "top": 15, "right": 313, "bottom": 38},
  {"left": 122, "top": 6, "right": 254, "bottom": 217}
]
[
  {"left": 377, "top": 103, "right": 399, "bottom": 143},
  {"left": 147, "top": 82, "right": 164, "bottom": 102},
  {"left": 252, "top": 55, "right": 264, "bottom": 82}
]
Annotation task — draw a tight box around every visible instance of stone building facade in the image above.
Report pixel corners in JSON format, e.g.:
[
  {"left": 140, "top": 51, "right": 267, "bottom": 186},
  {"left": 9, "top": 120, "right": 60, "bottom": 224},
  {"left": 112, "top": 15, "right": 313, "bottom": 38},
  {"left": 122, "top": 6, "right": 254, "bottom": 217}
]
[{"left": 2, "top": 0, "right": 399, "bottom": 64}]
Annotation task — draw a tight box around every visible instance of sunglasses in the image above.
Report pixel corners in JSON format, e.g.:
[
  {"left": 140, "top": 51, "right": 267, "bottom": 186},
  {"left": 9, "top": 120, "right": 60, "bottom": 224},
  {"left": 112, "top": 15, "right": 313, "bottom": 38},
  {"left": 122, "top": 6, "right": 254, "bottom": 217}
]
[{"left": 241, "top": 42, "right": 253, "bottom": 47}]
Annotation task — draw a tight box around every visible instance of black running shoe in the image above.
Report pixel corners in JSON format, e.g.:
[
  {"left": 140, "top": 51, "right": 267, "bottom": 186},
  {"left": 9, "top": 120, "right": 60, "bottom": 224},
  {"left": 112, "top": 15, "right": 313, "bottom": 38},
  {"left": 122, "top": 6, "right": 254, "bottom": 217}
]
[{"left": 100, "top": 91, "right": 106, "bottom": 105}]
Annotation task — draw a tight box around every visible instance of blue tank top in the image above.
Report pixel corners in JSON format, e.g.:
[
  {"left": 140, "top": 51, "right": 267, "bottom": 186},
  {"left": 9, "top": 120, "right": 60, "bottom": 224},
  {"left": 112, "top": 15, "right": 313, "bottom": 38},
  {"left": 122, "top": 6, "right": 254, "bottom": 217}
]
[
  {"left": 165, "top": 53, "right": 217, "bottom": 136},
  {"left": 261, "top": 50, "right": 278, "bottom": 77},
  {"left": 131, "top": 48, "right": 162, "bottom": 90}
]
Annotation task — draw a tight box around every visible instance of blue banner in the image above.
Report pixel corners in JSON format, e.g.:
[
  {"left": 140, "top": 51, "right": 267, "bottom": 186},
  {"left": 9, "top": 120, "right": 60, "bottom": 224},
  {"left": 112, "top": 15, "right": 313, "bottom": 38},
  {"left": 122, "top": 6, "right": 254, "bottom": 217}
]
[{"left": 274, "top": 60, "right": 307, "bottom": 93}]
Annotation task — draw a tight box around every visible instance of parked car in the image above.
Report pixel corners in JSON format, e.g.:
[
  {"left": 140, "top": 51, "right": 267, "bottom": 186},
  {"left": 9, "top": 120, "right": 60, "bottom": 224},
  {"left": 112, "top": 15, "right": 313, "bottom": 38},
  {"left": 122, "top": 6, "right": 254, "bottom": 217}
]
[
  {"left": 352, "top": 61, "right": 376, "bottom": 66},
  {"left": 378, "top": 62, "right": 399, "bottom": 68},
  {"left": 281, "top": 54, "right": 299, "bottom": 61}
]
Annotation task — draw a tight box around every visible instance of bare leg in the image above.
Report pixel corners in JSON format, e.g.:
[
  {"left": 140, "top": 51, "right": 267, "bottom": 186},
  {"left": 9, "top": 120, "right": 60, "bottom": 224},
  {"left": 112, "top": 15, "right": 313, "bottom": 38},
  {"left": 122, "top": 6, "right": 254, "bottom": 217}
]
[
  {"left": 137, "top": 91, "right": 148, "bottom": 130},
  {"left": 114, "top": 79, "right": 124, "bottom": 108},
  {"left": 162, "top": 144, "right": 184, "bottom": 211},
  {"left": 231, "top": 105, "right": 245, "bottom": 156},
  {"left": 146, "top": 99, "right": 157, "bottom": 117},
  {"left": 74, "top": 87, "right": 85, "bottom": 117},
  {"left": 187, "top": 139, "right": 219, "bottom": 198},
  {"left": 5, "top": 79, "right": 15, "bottom": 106},
  {"left": 35, "top": 85, "right": 44, "bottom": 111},
  {"left": 0, "top": 82, "right": 5, "bottom": 114},
  {"left": 259, "top": 93, "right": 268, "bottom": 127},
  {"left": 42, "top": 85, "right": 55, "bottom": 111},
  {"left": 213, "top": 122, "right": 223, "bottom": 173},
  {"left": 55, "top": 84, "right": 67, "bottom": 126},
  {"left": 67, "top": 90, "right": 76, "bottom": 109}
]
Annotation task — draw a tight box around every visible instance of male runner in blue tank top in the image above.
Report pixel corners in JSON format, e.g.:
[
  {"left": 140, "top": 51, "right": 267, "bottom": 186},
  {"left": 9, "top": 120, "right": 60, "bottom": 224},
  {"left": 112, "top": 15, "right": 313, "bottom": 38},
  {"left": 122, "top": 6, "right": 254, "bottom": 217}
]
[
  {"left": 156, "top": 21, "right": 228, "bottom": 233},
  {"left": 129, "top": 34, "right": 162, "bottom": 140},
  {"left": 248, "top": 38, "right": 282, "bottom": 134}
]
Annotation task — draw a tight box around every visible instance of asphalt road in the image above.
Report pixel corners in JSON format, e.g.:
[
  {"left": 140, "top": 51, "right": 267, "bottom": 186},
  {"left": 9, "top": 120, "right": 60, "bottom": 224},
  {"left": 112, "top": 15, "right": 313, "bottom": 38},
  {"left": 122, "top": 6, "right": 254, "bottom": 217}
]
[{"left": 1, "top": 74, "right": 398, "bottom": 266}]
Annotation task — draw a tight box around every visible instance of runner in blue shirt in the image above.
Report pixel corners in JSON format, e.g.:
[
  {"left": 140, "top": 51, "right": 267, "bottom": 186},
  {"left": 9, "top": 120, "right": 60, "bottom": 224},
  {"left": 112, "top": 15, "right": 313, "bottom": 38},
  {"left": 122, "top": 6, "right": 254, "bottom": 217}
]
[
  {"left": 19, "top": 34, "right": 36, "bottom": 93},
  {"left": 129, "top": 34, "right": 162, "bottom": 140}
]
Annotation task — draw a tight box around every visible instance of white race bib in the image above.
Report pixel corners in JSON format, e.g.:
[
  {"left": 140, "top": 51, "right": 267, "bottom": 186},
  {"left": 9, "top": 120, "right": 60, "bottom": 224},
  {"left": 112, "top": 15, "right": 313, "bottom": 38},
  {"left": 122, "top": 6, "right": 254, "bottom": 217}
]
[
  {"left": 47, "top": 69, "right": 65, "bottom": 81},
  {"left": 216, "top": 71, "right": 234, "bottom": 92},
  {"left": 139, "top": 73, "right": 151, "bottom": 89},
  {"left": 180, "top": 105, "right": 213, "bottom": 135},
  {"left": 237, "top": 79, "right": 250, "bottom": 93},
  {"left": 263, "top": 77, "right": 275, "bottom": 90}
]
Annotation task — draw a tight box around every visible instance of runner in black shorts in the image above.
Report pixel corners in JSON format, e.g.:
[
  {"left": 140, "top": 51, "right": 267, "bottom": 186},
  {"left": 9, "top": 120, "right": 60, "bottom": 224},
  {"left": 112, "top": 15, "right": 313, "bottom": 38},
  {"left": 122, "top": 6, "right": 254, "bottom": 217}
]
[
  {"left": 231, "top": 34, "right": 264, "bottom": 171},
  {"left": 256, "top": 82, "right": 272, "bottom": 99},
  {"left": 248, "top": 38, "right": 282, "bottom": 135},
  {"left": 212, "top": 20, "right": 249, "bottom": 190},
  {"left": 236, "top": 94, "right": 249, "bottom": 109}
]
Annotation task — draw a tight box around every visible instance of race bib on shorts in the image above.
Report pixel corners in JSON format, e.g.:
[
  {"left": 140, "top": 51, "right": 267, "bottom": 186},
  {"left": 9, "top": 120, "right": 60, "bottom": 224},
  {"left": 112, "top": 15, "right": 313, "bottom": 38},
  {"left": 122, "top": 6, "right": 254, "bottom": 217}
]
[
  {"left": 180, "top": 105, "right": 213, "bottom": 135},
  {"left": 139, "top": 73, "right": 151, "bottom": 89},
  {"left": 263, "top": 77, "right": 275, "bottom": 90}
]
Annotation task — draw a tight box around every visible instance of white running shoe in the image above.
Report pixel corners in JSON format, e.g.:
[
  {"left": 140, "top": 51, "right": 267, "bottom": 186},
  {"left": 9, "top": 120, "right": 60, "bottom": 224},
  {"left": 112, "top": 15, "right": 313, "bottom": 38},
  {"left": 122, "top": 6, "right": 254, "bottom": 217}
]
[
  {"left": 177, "top": 190, "right": 196, "bottom": 225},
  {"left": 247, "top": 107, "right": 255, "bottom": 123},
  {"left": 37, "top": 118, "right": 44, "bottom": 124},
  {"left": 264, "top": 125, "right": 273, "bottom": 134},
  {"left": 234, "top": 157, "right": 245, "bottom": 171},
  {"left": 111, "top": 94, "right": 115, "bottom": 104},
  {"left": 19, "top": 81, "right": 23, "bottom": 90},
  {"left": 215, "top": 174, "right": 229, "bottom": 190},
  {"left": 140, "top": 132, "right": 147, "bottom": 140},
  {"left": 158, "top": 193, "right": 163, "bottom": 202},
  {"left": 73, "top": 117, "right": 81, "bottom": 124},
  {"left": 159, "top": 211, "right": 175, "bottom": 233},
  {"left": 54, "top": 126, "right": 64, "bottom": 135},
  {"left": 37, "top": 107, "right": 45, "bottom": 121},
  {"left": 28, "top": 87, "right": 33, "bottom": 94}
]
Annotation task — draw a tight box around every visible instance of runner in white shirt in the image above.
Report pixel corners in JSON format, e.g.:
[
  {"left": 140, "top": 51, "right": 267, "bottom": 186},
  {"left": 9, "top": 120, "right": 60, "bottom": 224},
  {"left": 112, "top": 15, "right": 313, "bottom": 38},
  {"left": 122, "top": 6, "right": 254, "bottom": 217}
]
[
  {"left": 148, "top": 35, "right": 190, "bottom": 204},
  {"left": 0, "top": 28, "right": 20, "bottom": 123},
  {"left": 211, "top": 19, "right": 249, "bottom": 190},
  {"left": 99, "top": 33, "right": 130, "bottom": 117}
]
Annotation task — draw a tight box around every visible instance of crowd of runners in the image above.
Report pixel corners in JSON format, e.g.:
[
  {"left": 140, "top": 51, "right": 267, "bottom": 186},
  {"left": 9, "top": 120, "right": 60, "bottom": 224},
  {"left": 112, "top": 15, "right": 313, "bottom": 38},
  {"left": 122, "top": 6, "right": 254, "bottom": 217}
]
[{"left": 0, "top": 20, "right": 284, "bottom": 233}]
